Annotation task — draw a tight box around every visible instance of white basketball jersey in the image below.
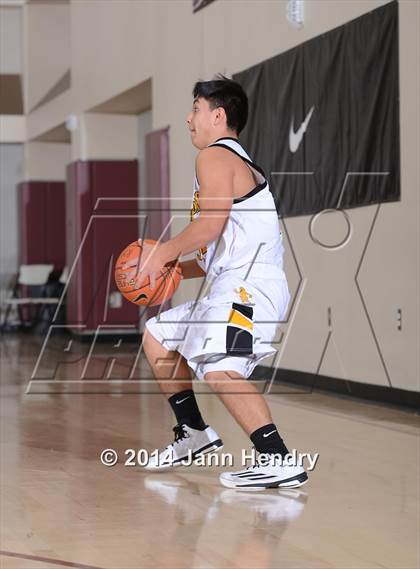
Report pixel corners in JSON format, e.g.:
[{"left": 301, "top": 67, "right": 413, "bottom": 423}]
[{"left": 190, "top": 137, "right": 285, "bottom": 280}]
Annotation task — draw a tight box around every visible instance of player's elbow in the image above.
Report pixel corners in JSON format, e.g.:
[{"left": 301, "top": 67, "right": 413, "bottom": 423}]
[{"left": 199, "top": 215, "right": 228, "bottom": 242}]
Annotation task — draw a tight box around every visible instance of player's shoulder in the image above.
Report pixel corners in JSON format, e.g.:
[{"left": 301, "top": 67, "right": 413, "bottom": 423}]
[
  {"left": 196, "top": 144, "right": 237, "bottom": 172},
  {"left": 197, "top": 144, "right": 233, "bottom": 160}
]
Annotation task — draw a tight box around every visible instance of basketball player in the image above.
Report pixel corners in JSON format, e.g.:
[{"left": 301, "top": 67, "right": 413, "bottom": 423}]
[{"left": 139, "top": 76, "right": 307, "bottom": 489}]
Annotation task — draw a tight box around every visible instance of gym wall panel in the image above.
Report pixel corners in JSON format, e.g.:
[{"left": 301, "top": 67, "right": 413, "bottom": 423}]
[
  {"left": 151, "top": 0, "right": 203, "bottom": 242},
  {"left": 70, "top": 0, "right": 154, "bottom": 115},
  {"left": 0, "top": 143, "right": 23, "bottom": 310},
  {"left": 26, "top": 90, "right": 72, "bottom": 144},
  {"left": 17, "top": 181, "right": 66, "bottom": 269},
  {"left": 74, "top": 113, "right": 138, "bottom": 162},
  {"left": 23, "top": 1, "right": 70, "bottom": 113},
  {"left": 0, "top": 6, "right": 22, "bottom": 75},
  {"left": 144, "top": 127, "right": 171, "bottom": 321},
  {"left": 0, "top": 116, "right": 25, "bottom": 142},
  {"left": 65, "top": 160, "right": 139, "bottom": 333},
  {"left": 24, "top": 141, "right": 70, "bottom": 181},
  {"left": 17, "top": 0, "right": 419, "bottom": 391}
]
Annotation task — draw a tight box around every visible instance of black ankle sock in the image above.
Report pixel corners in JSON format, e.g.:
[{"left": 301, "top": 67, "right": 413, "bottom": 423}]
[
  {"left": 168, "top": 389, "right": 207, "bottom": 430},
  {"left": 250, "top": 423, "right": 289, "bottom": 457}
]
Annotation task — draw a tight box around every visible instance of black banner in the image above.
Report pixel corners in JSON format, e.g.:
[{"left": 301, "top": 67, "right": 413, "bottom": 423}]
[
  {"left": 233, "top": 1, "right": 400, "bottom": 217},
  {"left": 193, "top": 0, "right": 216, "bottom": 14}
]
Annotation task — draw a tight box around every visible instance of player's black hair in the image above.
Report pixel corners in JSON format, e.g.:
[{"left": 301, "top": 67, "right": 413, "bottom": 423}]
[{"left": 192, "top": 74, "right": 248, "bottom": 134}]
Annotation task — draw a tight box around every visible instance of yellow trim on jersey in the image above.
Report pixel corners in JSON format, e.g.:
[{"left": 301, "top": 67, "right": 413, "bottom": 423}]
[
  {"left": 190, "top": 190, "right": 200, "bottom": 221},
  {"left": 228, "top": 309, "right": 253, "bottom": 330}
]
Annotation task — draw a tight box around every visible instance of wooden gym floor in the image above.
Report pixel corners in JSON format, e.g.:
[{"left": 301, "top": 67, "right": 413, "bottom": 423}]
[{"left": 1, "top": 333, "right": 419, "bottom": 569}]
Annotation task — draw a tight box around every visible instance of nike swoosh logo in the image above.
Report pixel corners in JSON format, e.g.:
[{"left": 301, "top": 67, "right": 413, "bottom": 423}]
[
  {"left": 133, "top": 293, "right": 148, "bottom": 303},
  {"left": 175, "top": 396, "right": 191, "bottom": 405},
  {"left": 263, "top": 429, "right": 276, "bottom": 438},
  {"left": 289, "top": 105, "right": 315, "bottom": 153}
]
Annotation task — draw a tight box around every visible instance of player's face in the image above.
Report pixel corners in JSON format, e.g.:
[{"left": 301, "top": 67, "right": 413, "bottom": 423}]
[{"left": 186, "top": 97, "right": 217, "bottom": 149}]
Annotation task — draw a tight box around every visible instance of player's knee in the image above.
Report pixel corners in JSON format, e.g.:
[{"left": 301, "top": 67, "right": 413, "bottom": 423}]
[
  {"left": 203, "top": 371, "right": 217, "bottom": 383},
  {"left": 143, "top": 318, "right": 177, "bottom": 362},
  {"left": 203, "top": 370, "right": 243, "bottom": 383},
  {"left": 142, "top": 319, "right": 158, "bottom": 351}
]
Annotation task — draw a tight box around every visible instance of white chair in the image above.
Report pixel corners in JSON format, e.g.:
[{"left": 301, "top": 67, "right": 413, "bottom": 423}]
[
  {"left": 59, "top": 266, "right": 68, "bottom": 285},
  {"left": 1, "top": 264, "right": 62, "bottom": 331}
]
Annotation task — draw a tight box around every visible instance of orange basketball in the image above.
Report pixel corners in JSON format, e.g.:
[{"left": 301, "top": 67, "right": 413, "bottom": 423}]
[{"left": 115, "top": 239, "right": 182, "bottom": 307}]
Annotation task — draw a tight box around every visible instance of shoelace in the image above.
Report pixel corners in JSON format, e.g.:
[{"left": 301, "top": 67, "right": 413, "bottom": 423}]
[{"left": 173, "top": 424, "right": 189, "bottom": 443}]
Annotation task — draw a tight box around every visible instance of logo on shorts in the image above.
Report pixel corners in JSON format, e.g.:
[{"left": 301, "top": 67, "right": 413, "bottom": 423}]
[{"left": 234, "top": 287, "right": 254, "bottom": 305}]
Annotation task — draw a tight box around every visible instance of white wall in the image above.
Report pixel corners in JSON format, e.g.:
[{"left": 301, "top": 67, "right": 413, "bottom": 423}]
[
  {"left": 23, "top": 1, "right": 70, "bottom": 112},
  {"left": 70, "top": 0, "right": 154, "bottom": 114},
  {"left": 0, "top": 6, "right": 22, "bottom": 74},
  {"left": 138, "top": 110, "right": 152, "bottom": 202},
  {"left": 137, "top": 109, "right": 153, "bottom": 330},
  {"left": 70, "top": 113, "right": 138, "bottom": 162},
  {"left": 24, "top": 141, "right": 70, "bottom": 181},
  {"left": 12, "top": 0, "right": 420, "bottom": 391},
  {"left": 0, "top": 143, "right": 23, "bottom": 309},
  {"left": 0, "top": 116, "right": 25, "bottom": 142}
]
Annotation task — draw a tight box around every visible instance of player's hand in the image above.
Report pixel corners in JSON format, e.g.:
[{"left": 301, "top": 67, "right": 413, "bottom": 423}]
[
  {"left": 138, "top": 238, "right": 171, "bottom": 290},
  {"left": 122, "top": 239, "right": 168, "bottom": 290}
]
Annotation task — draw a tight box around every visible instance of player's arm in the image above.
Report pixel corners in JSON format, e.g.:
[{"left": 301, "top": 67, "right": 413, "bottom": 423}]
[
  {"left": 179, "top": 259, "right": 206, "bottom": 279},
  {"left": 159, "top": 147, "right": 234, "bottom": 263}
]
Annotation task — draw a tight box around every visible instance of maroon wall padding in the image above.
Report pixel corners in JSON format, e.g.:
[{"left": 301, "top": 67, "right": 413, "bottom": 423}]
[
  {"left": 17, "top": 181, "right": 66, "bottom": 268},
  {"left": 66, "top": 160, "right": 139, "bottom": 332},
  {"left": 145, "top": 127, "right": 171, "bottom": 242},
  {"left": 145, "top": 127, "right": 171, "bottom": 320},
  {"left": 17, "top": 181, "right": 66, "bottom": 321}
]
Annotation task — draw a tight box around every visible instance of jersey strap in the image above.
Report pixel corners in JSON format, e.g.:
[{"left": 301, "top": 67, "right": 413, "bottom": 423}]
[{"left": 207, "top": 138, "right": 268, "bottom": 204}]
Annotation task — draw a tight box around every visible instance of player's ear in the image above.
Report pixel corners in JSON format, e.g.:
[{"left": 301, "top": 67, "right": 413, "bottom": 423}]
[
  {"left": 212, "top": 106, "right": 220, "bottom": 125},
  {"left": 216, "top": 106, "right": 227, "bottom": 126}
]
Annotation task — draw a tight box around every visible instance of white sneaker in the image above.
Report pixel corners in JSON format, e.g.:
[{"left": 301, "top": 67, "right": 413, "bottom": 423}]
[
  {"left": 219, "top": 454, "right": 308, "bottom": 490},
  {"left": 144, "top": 424, "right": 223, "bottom": 471},
  {"left": 219, "top": 489, "right": 308, "bottom": 522}
]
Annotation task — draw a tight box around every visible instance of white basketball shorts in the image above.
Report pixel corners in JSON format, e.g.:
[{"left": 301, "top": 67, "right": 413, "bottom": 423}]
[{"left": 144, "top": 267, "right": 290, "bottom": 381}]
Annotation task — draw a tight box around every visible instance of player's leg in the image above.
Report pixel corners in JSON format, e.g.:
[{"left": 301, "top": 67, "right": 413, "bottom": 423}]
[
  {"left": 203, "top": 369, "right": 287, "bottom": 449},
  {"left": 203, "top": 369, "right": 307, "bottom": 489},
  {"left": 142, "top": 325, "right": 223, "bottom": 470},
  {"left": 142, "top": 324, "right": 193, "bottom": 396},
  {"left": 143, "top": 325, "right": 207, "bottom": 428},
  {"left": 202, "top": 370, "right": 274, "bottom": 432}
]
